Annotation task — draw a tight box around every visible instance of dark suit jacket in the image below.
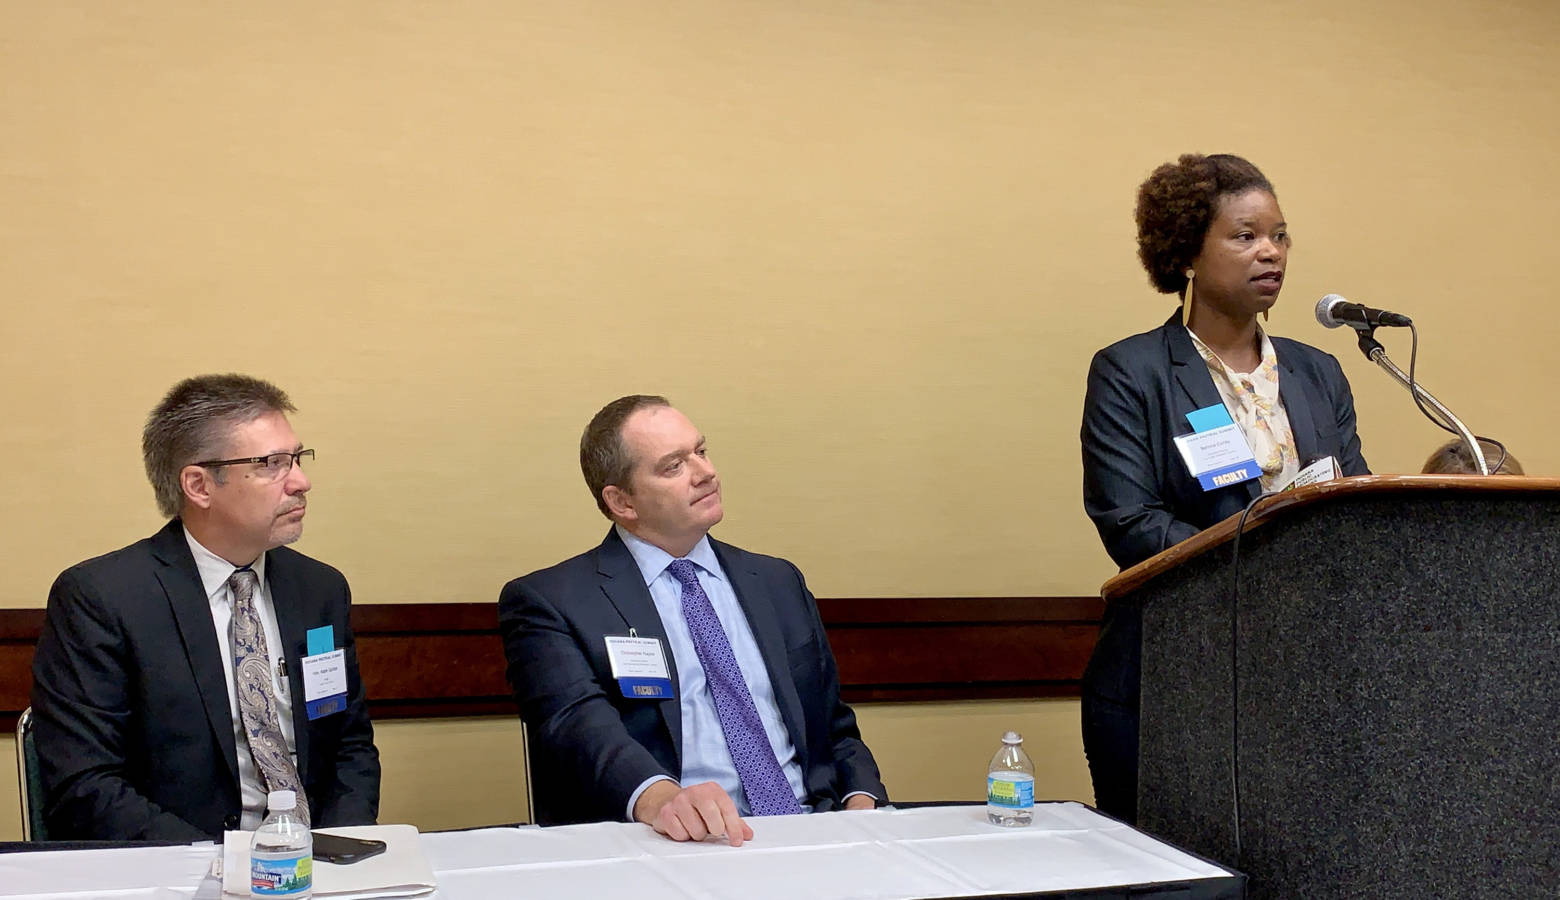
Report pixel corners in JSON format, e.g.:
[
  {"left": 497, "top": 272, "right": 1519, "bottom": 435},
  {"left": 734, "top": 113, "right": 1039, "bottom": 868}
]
[
  {"left": 498, "top": 529, "right": 886, "bottom": 826},
  {"left": 1080, "top": 311, "right": 1369, "bottom": 704},
  {"left": 30, "top": 519, "right": 381, "bottom": 840}
]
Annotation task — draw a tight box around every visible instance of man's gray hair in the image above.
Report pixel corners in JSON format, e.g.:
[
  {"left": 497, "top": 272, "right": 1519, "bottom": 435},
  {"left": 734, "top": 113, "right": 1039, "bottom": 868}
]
[{"left": 142, "top": 374, "right": 296, "bottom": 518}]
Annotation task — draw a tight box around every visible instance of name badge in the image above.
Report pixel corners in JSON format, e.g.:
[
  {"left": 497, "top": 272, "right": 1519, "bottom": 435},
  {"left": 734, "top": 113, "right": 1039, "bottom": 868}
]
[
  {"left": 301, "top": 625, "right": 348, "bottom": 720},
  {"left": 1283, "top": 455, "right": 1340, "bottom": 491},
  {"left": 1173, "top": 404, "right": 1261, "bottom": 492},
  {"left": 604, "top": 635, "right": 674, "bottom": 700}
]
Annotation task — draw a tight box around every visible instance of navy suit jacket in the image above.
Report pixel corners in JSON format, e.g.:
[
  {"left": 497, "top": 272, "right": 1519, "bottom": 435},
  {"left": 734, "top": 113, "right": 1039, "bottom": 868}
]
[
  {"left": 498, "top": 529, "right": 886, "bottom": 826},
  {"left": 1080, "top": 311, "right": 1368, "bottom": 703},
  {"left": 30, "top": 519, "right": 381, "bottom": 840}
]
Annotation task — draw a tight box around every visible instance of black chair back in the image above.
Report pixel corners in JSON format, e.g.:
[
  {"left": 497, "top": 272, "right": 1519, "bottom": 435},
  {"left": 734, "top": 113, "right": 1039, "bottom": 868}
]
[{"left": 16, "top": 707, "right": 47, "bottom": 841}]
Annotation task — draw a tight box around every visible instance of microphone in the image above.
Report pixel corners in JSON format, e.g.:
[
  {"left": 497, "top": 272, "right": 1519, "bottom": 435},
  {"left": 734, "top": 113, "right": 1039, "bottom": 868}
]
[{"left": 1315, "top": 294, "right": 1413, "bottom": 329}]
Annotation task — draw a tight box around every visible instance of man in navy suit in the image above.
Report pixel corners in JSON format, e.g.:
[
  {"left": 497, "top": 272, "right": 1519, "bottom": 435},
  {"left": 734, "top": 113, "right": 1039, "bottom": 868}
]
[
  {"left": 30, "top": 374, "right": 380, "bottom": 840},
  {"left": 500, "top": 395, "right": 885, "bottom": 845}
]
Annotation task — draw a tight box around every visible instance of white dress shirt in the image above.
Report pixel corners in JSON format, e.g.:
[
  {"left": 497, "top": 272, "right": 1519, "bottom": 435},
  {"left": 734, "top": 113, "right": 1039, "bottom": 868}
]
[
  {"left": 616, "top": 526, "right": 807, "bottom": 819},
  {"left": 183, "top": 528, "right": 298, "bottom": 831}
]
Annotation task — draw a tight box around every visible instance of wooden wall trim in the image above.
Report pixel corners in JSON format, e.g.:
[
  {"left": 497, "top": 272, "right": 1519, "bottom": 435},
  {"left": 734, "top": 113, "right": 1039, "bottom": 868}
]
[
  {"left": 0, "top": 609, "right": 36, "bottom": 732},
  {"left": 0, "top": 597, "right": 1103, "bottom": 729}
]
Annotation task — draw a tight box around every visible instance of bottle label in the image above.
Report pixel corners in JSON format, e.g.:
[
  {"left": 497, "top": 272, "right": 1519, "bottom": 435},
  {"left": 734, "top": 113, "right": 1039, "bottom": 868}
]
[
  {"left": 252, "top": 853, "right": 313, "bottom": 896},
  {"left": 987, "top": 775, "right": 1034, "bottom": 809}
]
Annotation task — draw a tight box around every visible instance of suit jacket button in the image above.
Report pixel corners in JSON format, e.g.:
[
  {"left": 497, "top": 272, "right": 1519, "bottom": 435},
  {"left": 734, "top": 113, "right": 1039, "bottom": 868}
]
[{"left": 224, "top": 814, "right": 239, "bottom": 830}]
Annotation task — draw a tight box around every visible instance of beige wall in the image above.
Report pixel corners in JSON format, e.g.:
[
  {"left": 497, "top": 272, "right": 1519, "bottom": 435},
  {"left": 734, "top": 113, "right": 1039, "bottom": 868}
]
[
  {"left": 373, "top": 717, "right": 531, "bottom": 831},
  {"left": 375, "top": 700, "right": 1092, "bottom": 831},
  {"left": 0, "top": 736, "right": 16, "bottom": 841},
  {"left": 857, "top": 699, "right": 1090, "bottom": 807},
  {"left": 2, "top": 0, "right": 1556, "bottom": 841},
  {"left": 1, "top": 700, "right": 1087, "bottom": 841},
  {"left": 4, "top": 0, "right": 1557, "bottom": 610}
]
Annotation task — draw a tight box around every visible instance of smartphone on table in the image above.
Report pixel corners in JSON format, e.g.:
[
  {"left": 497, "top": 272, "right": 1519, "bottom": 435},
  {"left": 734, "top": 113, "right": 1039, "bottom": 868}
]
[{"left": 312, "top": 831, "right": 388, "bottom": 865}]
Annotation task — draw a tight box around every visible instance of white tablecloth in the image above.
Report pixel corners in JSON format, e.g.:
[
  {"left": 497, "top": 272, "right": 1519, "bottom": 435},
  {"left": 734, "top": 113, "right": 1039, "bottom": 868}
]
[{"left": 0, "top": 803, "right": 1235, "bottom": 900}]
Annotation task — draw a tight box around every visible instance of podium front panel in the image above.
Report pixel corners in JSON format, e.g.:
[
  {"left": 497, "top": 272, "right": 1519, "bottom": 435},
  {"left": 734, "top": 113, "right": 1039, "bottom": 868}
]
[{"left": 1134, "top": 490, "right": 1560, "bottom": 898}]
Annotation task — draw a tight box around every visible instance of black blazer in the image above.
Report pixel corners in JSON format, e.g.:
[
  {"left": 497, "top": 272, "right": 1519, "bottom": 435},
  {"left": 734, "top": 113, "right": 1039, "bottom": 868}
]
[
  {"left": 30, "top": 519, "right": 381, "bottom": 840},
  {"left": 1079, "top": 312, "right": 1368, "bottom": 705},
  {"left": 1082, "top": 310, "right": 1369, "bottom": 570},
  {"left": 498, "top": 529, "right": 886, "bottom": 826}
]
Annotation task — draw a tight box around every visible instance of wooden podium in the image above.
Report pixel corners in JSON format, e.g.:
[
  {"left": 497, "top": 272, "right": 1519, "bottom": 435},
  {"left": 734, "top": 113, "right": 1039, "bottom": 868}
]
[{"left": 1102, "top": 475, "right": 1560, "bottom": 898}]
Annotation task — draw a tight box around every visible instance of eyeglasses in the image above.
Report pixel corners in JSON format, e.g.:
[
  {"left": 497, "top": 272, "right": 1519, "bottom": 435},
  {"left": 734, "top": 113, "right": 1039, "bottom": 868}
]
[{"left": 194, "top": 449, "right": 314, "bottom": 481}]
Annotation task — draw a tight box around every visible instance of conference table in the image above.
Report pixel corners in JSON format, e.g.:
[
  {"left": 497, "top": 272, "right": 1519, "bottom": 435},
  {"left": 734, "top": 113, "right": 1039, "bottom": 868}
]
[{"left": 0, "top": 803, "right": 1243, "bottom": 899}]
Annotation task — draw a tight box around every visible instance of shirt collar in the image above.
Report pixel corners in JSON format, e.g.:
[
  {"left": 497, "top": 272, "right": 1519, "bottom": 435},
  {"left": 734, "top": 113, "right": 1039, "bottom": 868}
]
[
  {"left": 1186, "top": 326, "right": 1279, "bottom": 383},
  {"left": 183, "top": 525, "right": 267, "bottom": 603},
  {"left": 615, "top": 524, "right": 724, "bottom": 587}
]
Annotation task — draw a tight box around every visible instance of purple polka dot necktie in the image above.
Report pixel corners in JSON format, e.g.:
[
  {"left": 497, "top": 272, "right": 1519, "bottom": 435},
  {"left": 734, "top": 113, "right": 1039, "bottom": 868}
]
[
  {"left": 667, "top": 559, "right": 802, "bottom": 816},
  {"left": 229, "top": 567, "right": 311, "bottom": 827}
]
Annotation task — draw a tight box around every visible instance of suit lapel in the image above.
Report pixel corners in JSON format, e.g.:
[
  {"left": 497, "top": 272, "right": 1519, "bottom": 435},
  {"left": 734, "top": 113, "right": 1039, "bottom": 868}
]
[
  {"left": 711, "top": 539, "right": 808, "bottom": 763},
  {"left": 150, "top": 520, "right": 240, "bottom": 787},
  {"left": 265, "top": 551, "right": 311, "bottom": 781},
  {"left": 1165, "top": 314, "right": 1261, "bottom": 504},
  {"left": 1276, "top": 345, "right": 1322, "bottom": 465},
  {"left": 1166, "top": 312, "right": 1225, "bottom": 415},
  {"left": 595, "top": 530, "right": 683, "bottom": 764}
]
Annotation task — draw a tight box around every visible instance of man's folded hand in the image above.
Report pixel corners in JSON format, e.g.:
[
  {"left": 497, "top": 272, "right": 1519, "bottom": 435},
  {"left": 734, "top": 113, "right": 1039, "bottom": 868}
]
[{"left": 634, "top": 780, "right": 753, "bottom": 847}]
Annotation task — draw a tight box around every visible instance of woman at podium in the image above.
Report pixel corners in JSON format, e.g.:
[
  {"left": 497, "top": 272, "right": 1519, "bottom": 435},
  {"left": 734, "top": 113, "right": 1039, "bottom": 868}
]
[{"left": 1078, "top": 153, "right": 1369, "bottom": 823}]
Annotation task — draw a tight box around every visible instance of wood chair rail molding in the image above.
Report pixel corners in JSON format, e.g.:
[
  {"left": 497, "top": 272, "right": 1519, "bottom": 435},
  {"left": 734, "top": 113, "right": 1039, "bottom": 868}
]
[
  {"left": 1100, "top": 474, "right": 1560, "bottom": 602},
  {"left": 0, "top": 595, "right": 1106, "bottom": 730}
]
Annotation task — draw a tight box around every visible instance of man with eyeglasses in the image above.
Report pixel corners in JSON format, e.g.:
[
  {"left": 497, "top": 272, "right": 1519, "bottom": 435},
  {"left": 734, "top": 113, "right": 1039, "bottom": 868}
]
[{"left": 30, "top": 373, "right": 380, "bottom": 840}]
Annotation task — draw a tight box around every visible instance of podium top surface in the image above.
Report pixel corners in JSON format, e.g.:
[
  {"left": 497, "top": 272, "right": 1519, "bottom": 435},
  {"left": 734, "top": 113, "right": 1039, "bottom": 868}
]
[{"left": 1100, "top": 474, "right": 1560, "bottom": 601}]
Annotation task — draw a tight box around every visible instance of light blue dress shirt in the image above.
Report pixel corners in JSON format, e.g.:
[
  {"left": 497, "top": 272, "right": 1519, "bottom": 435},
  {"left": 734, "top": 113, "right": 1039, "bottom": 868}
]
[{"left": 616, "top": 526, "right": 807, "bottom": 819}]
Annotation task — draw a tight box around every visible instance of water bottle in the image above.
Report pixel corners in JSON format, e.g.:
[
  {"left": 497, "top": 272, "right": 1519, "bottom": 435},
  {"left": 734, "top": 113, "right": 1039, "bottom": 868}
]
[
  {"left": 251, "top": 790, "right": 312, "bottom": 898},
  {"left": 986, "top": 730, "right": 1035, "bottom": 826}
]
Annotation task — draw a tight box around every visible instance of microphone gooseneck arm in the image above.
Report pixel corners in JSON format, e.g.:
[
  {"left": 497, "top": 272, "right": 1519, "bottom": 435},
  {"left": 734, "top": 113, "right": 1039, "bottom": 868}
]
[{"left": 1355, "top": 330, "right": 1489, "bottom": 475}]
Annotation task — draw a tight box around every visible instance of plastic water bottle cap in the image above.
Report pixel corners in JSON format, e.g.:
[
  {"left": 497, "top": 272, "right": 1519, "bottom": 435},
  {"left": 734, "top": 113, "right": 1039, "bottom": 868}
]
[
  {"left": 1002, "top": 731, "right": 1023, "bottom": 744},
  {"left": 267, "top": 789, "right": 297, "bottom": 811}
]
